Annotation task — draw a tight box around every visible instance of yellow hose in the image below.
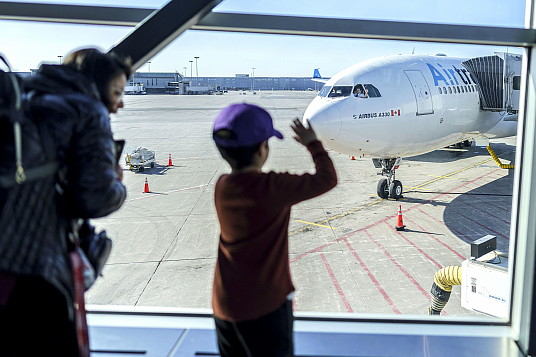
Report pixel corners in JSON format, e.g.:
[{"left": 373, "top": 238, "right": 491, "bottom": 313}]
[
  {"left": 433, "top": 265, "right": 462, "bottom": 292},
  {"left": 429, "top": 266, "right": 463, "bottom": 315},
  {"left": 486, "top": 145, "right": 515, "bottom": 169}
]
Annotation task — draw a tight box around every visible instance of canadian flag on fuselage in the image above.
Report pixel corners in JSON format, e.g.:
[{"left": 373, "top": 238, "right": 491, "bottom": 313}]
[{"left": 391, "top": 109, "right": 401, "bottom": 116}]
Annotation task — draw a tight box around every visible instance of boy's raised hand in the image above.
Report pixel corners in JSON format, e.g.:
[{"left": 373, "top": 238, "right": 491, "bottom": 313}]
[{"left": 291, "top": 118, "right": 318, "bottom": 146}]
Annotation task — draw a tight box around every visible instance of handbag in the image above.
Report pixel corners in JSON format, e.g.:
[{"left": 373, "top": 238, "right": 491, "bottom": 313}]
[
  {"left": 68, "top": 220, "right": 111, "bottom": 357},
  {"left": 78, "top": 219, "right": 113, "bottom": 280},
  {"left": 70, "top": 219, "right": 113, "bottom": 290}
]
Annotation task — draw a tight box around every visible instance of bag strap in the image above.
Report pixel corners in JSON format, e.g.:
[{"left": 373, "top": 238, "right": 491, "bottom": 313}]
[
  {"left": 0, "top": 162, "right": 59, "bottom": 188},
  {"left": 0, "top": 55, "right": 60, "bottom": 187},
  {"left": 70, "top": 249, "right": 90, "bottom": 357},
  {"left": 1, "top": 55, "right": 26, "bottom": 184}
]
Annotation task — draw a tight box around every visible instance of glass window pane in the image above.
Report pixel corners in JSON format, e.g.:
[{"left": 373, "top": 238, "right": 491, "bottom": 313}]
[
  {"left": 0, "top": 0, "right": 165, "bottom": 7},
  {"left": 1, "top": 20, "right": 130, "bottom": 71},
  {"left": 85, "top": 31, "right": 519, "bottom": 322},
  {"left": 1, "top": 3, "right": 522, "bottom": 325},
  {"left": 215, "top": 0, "right": 526, "bottom": 28}
]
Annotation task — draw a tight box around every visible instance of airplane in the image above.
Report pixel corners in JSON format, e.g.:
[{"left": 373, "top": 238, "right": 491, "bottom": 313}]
[{"left": 303, "top": 53, "right": 520, "bottom": 199}]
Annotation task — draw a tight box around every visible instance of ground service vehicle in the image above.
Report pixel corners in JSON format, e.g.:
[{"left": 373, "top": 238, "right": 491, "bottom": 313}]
[{"left": 125, "top": 147, "right": 156, "bottom": 172}]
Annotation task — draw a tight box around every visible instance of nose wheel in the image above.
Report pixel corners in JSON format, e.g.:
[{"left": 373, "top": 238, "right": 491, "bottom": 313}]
[{"left": 374, "top": 158, "right": 403, "bottom": 199}]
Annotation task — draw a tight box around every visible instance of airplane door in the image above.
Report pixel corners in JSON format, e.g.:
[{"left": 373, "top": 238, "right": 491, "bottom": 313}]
[{"left": 404, "top": 70, "right": 434, "bottom": 115}]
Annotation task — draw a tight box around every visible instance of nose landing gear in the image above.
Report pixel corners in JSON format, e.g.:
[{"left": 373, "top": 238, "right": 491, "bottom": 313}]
[{"left": 373, "top": 158, "right": 403, "bottom": 199}]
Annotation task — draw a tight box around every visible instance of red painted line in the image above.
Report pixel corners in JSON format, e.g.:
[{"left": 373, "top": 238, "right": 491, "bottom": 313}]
[
  {"left": 444, "top": 193, "right": 511, "bottom": 225},
  {"left": 341, "top": 237, "right": 401, "bottom": 314},
  {"left": 364, "top": 230, "right": 430, "bottom": 300},
  {"left": 473, "top": 198, "right": 511, "bottom": 214},
  {"left": 463, "top": 172, "right": 504, "bottom": 188},
  {"left": 320, "top": 253, "right": 353, "bottom": 312},
  {"left": 338, "top": 169, "right": 503, "bottom": 242},
  {"left": 403, "top": 216, "right": 465, "bottom": 261},
  {"left": 453, "top": 211, "right": 510, "bottom": 241},
  {"left": 291, "top": 169, "right": 502, "bottom": 264},
  {"left": 384, "top": 222, "right": 443, "bottom": 270},
  {"left": 417, "top": 208, "right": 475, "bottom": 242},
  {"left": 290, "top": 242, "right": 336, "bottom": 264},
  {"left": 291, "top": 215, "right": 402, "bottom": 265}
]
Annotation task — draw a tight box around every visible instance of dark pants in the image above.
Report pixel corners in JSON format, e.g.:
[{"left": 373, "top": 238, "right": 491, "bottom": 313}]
[
  {"left": 214, "top": 300, "right": 294, "bottom": 357},
  {"left": 0, "top": 275, "right": 79, "bottom": 357}
]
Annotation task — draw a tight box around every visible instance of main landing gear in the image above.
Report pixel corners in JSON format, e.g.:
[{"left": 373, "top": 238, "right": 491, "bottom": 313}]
[{"left": 373, "top": 158, "right": 403, "bottom": 199}]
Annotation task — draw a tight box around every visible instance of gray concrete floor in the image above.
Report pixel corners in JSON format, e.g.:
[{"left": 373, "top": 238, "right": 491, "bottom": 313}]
[{"left": 86, "top": 91, "right": 515, "bottom": 319}]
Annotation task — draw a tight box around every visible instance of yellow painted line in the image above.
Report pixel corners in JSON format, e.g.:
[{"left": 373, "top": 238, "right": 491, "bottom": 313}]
[
  {"left": 404, "top": 186, "right": 433, "bottom": 191},
  {"left": 290, "top": 201, "right": 382, "bottom": 236},
  {"left": 294, "top": 220, "right": 336, "bottom": 229},
  {"left": 290, "top": 157, "right": 495, "bottom": 237},
  {"left": 409, "top": 157, "right": 493, "bottom": 191},
  {"left": 426, "top": 175, "right": 461, "bottom": 180}
]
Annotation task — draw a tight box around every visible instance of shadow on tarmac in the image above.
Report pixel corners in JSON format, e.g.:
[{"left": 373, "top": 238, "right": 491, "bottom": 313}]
[
  {"left": 127, "top": 165, "right": 175, "bottom": 175},
  {"left": 406, "top": 142, "right": 515, "bottom": 164},
  {"left": 443, "top": 172, "right": 514, "bottom": 253}
]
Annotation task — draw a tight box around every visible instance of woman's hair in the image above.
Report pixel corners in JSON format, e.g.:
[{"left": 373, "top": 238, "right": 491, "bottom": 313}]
[{"left": 63, "top": 48, "right": 132, "bottom": 107}]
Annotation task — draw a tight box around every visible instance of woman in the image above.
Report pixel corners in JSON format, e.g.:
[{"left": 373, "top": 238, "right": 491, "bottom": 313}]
[{"left": 0, "top": 48, "right": 131, "bottom": 356}]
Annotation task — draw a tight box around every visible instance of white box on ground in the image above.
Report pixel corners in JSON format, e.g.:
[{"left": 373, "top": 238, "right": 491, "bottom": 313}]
[{"left": 461, "top": 255, "right": 509, "bottom": 318}]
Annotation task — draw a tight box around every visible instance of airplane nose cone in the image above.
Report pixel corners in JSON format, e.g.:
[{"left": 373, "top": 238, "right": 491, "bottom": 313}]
[{"left": 303, "top": 102, "right": 341, "bottom": 141}]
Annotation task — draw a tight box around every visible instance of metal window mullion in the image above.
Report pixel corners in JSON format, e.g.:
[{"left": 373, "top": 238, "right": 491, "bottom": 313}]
[
  {"left": 512, "top": 45, "right": 536, "bottom": 357},
  {"left": 1, "top": 3, "right": 535, "bottom": 47}
]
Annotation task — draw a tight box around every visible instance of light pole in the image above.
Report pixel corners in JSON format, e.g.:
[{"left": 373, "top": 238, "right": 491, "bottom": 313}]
[
  {"left": 147, "top": 61, "right": 151, "bottom": 72},
  {"left": 58, "top": 55, "right": 63, "bottom": 64},
  {"left": 194, "top": 56, "right": 199, "bottom": 86},
  {"left": 189, "top": 61, "right": 193, "bottom": 84},
  {"left": 251, "top": 67, "right": 256, "bottom": 91}
]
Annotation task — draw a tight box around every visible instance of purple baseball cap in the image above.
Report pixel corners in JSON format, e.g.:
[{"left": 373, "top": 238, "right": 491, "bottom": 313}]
[{"left": 212, "top": 103, "right": 283, "bottom": 148}]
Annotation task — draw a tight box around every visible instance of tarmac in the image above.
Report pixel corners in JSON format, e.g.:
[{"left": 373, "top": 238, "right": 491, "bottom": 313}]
[{"left": 86, "top": 91, "right": 516, "bottom": 319}]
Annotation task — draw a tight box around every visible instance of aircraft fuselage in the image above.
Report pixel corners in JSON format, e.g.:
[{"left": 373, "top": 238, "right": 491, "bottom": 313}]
[{"left": 304, "top": 55, "right": 508, "bottom": 159}]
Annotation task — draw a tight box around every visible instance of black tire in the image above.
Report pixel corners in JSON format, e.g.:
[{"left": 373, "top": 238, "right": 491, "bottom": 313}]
[
  {"left": 150, "top": 162, "right": 155, "bottom": 168},
  {"left": 463, "top": 140, "right": 472, "bottom": 147},
  {"left": 377, "top": 179, "right": 389, "bottom": 199},
  {"left": 389, "top": 180, "right": 403, "bottom": 199},
  {"left": 138, "top": 166, "right": 144, "bottom": 172}
]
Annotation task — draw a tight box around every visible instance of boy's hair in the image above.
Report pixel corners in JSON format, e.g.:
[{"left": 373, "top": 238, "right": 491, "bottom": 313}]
[
  {"left": 215, "top": 141, "right": 261, "bottom": 170},
  {"left": 63, "top": 48, "right": 132, "bottom": 108}
]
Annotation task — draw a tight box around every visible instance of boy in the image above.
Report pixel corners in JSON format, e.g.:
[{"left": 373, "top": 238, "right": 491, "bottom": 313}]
[{"left": 211, "top": 103, "right": 337, "bottom": 357}]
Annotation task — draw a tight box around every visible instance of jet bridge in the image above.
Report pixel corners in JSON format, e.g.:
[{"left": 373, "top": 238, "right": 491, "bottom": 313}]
[{"left": 462, "top": 52, "right": 522, "bottom": 113}]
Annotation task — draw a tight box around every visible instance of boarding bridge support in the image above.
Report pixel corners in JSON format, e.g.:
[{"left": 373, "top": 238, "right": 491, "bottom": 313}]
[{"left": 462, "top": 52, "right": 522, "bottom": 113}]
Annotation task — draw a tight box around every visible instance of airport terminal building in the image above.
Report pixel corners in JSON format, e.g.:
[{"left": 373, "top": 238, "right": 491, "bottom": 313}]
[{"left": 131, "top": 72, "right": 320, "bottom": 93}]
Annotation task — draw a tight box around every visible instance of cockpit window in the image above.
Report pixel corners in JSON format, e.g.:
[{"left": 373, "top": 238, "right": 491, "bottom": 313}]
[
  {"left": 353, "top": 84, "right": 382, "bottom": 98},
  {"left": 319, "top": 86, "right": 332, "bottom": 97},
  {"left": 364, "top": 84, "right": 382, "bottom": 97},
  {"left": 353, "top": 84, "right": 365, "bottom": 97},
  {"left": 328, "top": 86, "right": 353, "bottom": 98}
]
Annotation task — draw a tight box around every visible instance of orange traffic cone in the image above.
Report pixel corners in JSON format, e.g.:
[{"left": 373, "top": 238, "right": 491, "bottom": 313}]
[
  {"left": 168, "top": 153, "right": 173, "bottom": 166},
  {"left": 395, "top": 205, "right": 405, "bottom": 231},
  {"left": 143, "top": 177, "right": 150, "bottom": 193},
  {"left": 351, "top": 156, "right": 355, "bottom": 160}
]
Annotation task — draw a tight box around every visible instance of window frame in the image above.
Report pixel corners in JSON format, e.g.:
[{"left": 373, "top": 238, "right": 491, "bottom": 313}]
[{"left": 2, "top": 1, "right": 536, "bottom": 354}]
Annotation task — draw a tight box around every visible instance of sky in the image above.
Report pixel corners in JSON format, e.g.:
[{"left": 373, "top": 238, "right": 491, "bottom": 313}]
[{"left": 0, "top": 0, "right": 528, "bottom": 76}]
